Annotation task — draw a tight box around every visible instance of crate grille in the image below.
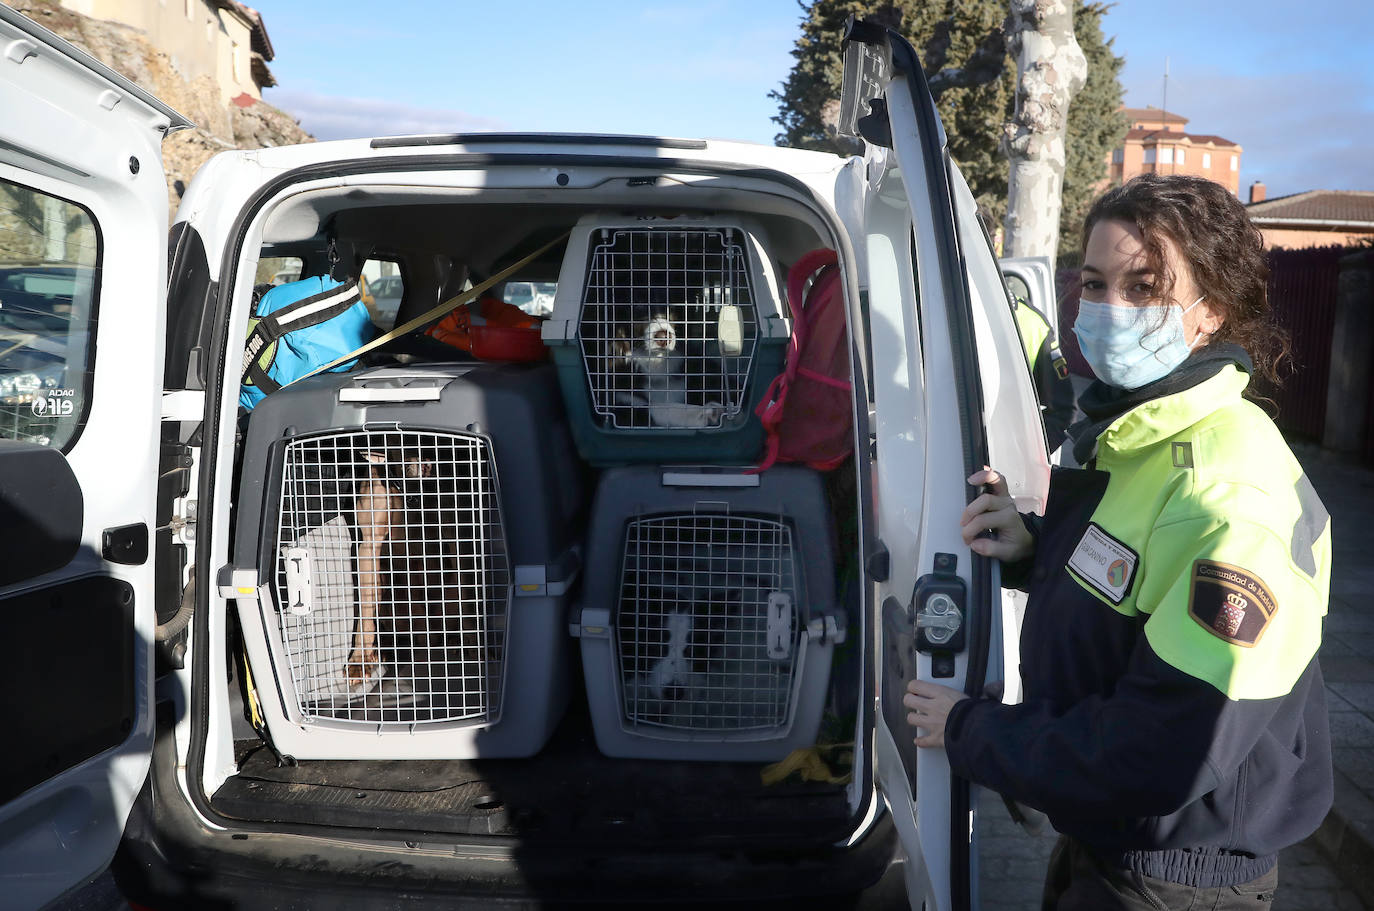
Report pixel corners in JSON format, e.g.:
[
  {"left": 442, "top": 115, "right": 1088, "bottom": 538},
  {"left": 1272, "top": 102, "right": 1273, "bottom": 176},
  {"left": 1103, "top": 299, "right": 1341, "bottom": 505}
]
[
  {"left": 273, "top": 429, "right": 510, "bottom": 727},
  {"left": 579, "top": 227, "right": 760, "bottom": 430},
  {"left": 617, "top": 512, "right": 800, "bottom": 733}
]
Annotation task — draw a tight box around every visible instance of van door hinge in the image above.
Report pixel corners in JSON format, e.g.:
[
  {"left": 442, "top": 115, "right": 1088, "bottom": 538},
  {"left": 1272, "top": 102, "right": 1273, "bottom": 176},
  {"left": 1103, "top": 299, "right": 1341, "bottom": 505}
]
[{"left": 166, "top": 498, "right": 197, "bottom": 544}]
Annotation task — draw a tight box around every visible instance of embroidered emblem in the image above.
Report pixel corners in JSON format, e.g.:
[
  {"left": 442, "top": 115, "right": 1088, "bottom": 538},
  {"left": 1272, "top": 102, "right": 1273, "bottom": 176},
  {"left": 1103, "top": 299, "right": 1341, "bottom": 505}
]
[
  {"left": 1066, "top": 523, "right": 1139, "bottom": 605},
  {"left": 1188, "top": 560, "right": 1277, "bottom": 647}
]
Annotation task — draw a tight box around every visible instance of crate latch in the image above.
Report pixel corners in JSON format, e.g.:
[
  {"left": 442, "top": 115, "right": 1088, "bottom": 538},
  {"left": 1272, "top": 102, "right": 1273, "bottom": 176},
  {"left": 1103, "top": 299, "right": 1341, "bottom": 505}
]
[{"left": 766, "top": 592, "right": 793, "bottom": 659}]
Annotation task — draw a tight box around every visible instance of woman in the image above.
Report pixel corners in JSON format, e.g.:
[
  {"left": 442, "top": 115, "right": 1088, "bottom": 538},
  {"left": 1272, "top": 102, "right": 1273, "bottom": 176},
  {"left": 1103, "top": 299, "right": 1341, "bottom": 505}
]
[{"left": 905, "top": 174, "right": 1332, "bottom": 910}]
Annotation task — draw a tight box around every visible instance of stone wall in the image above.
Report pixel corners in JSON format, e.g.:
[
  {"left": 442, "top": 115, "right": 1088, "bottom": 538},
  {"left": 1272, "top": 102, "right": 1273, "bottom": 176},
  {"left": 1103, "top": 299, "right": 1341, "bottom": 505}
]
[{"left": 9, "top": 0, "right": 312, "bottom": 220}]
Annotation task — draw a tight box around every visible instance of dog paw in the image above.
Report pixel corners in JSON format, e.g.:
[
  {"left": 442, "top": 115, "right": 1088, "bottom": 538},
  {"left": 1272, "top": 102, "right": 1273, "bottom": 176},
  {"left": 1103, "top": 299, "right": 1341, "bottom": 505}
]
[{"left": 344, "top": 648, "right": 383, "bottom": 688}]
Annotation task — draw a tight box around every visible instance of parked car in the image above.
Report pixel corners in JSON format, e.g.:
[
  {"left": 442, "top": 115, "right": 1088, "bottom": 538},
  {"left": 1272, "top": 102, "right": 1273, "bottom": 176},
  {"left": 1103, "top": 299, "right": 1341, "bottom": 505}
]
[
  {"left": 502, "top": 279, "right": 556, "bottom": 317},
  {"left": 367, "top": 273, "right": 404, "bottom": 325},
  {"left": 0, "top": 9, "right": 1050, "bottom": 910}
]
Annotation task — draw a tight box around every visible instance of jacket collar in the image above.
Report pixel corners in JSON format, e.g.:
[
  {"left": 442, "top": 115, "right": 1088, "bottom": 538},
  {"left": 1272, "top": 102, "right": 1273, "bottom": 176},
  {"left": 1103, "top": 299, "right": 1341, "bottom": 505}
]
[
  {"left": 1069, "top": 342, "right": 1253, "bottom": 464},
  {"left": 1099, "top": 364, "right": 1250, "bottom": 456}
]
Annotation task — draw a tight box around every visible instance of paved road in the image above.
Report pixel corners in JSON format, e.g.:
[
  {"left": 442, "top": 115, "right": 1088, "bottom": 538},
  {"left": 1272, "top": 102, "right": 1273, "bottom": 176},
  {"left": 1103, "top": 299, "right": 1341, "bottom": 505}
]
[{"left": 56, "top": 816, "right": 1365, "bottom": 911}]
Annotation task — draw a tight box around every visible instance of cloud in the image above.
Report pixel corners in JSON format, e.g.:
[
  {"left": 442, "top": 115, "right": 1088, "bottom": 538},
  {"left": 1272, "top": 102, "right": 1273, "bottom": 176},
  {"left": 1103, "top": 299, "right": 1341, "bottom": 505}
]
[
  {"left": 1123, "top": 67, "right": 1374, "bottom": 198},
  {"left": 265, "top": 89, "right": 508, "bottom": 142}
]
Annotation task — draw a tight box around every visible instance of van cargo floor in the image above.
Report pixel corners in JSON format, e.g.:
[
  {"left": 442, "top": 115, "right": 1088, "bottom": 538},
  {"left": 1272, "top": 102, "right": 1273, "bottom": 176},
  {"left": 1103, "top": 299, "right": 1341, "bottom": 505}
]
[{"left": 211, "top": 711, "right": 852, "bottom": 847}]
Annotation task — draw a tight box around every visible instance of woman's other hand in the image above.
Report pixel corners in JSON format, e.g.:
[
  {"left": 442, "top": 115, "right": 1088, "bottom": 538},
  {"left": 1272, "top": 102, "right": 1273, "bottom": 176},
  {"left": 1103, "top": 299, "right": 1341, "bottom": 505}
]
[
  {"left": 904, "top": 680, "right": 969, "bottom": 749},
  {"left": 960, "top": 468, "right": 1034, "bottom": 563}
]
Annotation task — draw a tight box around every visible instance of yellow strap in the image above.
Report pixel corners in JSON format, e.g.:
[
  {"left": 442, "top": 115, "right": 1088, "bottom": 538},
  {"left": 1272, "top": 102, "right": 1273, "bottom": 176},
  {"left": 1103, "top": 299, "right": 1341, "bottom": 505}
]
[
  {"left": 239, "top": 647, "right": 266, "bottom": 733},
  {"left": 300, "top": 230, "right": 571, "bottom": 381},
  {"left": 760, "top": 743, "right": 854, "bottom": 786}
]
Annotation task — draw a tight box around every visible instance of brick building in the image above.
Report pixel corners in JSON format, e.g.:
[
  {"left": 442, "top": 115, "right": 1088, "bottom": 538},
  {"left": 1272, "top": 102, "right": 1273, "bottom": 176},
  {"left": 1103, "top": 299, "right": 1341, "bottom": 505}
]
[
  {"left": 1245, "top": 187, "right": 1374, "bottom": 250},
  {"left": 1107, "top": 107, "right": 1243, "bottom": 195}
]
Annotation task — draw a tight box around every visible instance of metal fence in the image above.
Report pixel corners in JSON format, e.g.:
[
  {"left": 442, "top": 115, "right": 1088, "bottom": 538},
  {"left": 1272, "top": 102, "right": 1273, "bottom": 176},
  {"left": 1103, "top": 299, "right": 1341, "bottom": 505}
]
[{"left": 1263, "top": 246, "right": 1345, "bottom": 441}]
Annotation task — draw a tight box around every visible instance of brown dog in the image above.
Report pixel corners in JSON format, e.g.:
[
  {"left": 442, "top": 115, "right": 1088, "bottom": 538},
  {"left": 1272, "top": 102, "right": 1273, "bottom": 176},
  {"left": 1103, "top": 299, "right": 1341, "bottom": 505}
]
[{"left": 344, "top": 449, "right": 431, "bottom": 688}]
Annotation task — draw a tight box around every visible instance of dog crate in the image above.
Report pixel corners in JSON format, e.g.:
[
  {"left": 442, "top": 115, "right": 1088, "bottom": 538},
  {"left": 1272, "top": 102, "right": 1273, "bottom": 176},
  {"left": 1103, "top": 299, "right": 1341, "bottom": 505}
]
[
  {"left": 231, "top": 363, "right": 583, "bottom": 760},
  {"left": 571, "top": 466, "right": 845, "bottom": 761},
  {"left": 542, "top": 214, "right": 790, "bottom": 465}
]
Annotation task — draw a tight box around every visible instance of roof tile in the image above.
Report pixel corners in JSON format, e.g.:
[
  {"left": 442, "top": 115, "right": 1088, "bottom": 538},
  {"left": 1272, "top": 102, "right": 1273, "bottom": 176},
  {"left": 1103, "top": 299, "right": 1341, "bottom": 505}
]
[
  {"left": 1246, "top": 191, "right": 1374, "bottom": 224},
  {"left": 1123, "top": 128, "right": 1240, "bottom": 148}
]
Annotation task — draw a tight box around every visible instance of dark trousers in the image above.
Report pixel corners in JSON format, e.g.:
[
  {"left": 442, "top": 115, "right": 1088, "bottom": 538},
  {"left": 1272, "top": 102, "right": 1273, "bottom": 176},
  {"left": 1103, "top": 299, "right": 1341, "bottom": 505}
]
[{"left": 1041, "top": 836, "right": 1277, "bottom": 911}]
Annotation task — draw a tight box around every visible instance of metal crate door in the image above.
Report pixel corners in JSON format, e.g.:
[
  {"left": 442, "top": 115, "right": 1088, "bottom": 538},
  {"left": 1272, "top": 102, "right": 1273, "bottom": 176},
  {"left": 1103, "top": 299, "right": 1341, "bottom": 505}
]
[
  {"left": 616, "top": 511, "right": 801, "bottom": 735},
  {"left": 273, "top": 429, "right": 511, "bottom": 727},
  {"left": 579, "top": 227, "right": 760, "bottom": 430}
]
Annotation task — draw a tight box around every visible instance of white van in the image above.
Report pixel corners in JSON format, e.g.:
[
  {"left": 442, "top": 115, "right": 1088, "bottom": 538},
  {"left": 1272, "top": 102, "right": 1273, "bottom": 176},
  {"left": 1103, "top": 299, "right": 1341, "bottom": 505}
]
[{"left": 0, "top": 9, "right": 1050, "bottom": 910}]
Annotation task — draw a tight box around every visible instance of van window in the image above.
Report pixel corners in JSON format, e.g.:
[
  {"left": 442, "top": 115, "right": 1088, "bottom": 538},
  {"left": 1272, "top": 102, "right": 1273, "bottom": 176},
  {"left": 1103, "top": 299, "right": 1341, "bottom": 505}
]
[
  {"left": 255, "top": 256, "right": 302, "bottom": 287},
  {"left": 361, "top": 259, "right": 403, "bottom": 330},
  {"left": 1004, "top": 273, "right": 1031, "bottom": 306},
  {"left": 0, "top": 178, "right": 99, "bottom": 449},
  {"left": 503, "top": 280, "right": 555, "bottom": 316}
]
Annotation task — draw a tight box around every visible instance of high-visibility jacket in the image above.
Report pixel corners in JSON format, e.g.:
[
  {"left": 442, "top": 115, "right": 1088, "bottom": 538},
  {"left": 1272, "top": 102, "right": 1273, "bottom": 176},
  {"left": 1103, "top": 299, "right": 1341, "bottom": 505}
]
[
  {"left": 1013, "top": 298, "right": 1075, "bottom": 452},
  {"left": 945, "top": 363, "right": 1332, "bottom": 887}
]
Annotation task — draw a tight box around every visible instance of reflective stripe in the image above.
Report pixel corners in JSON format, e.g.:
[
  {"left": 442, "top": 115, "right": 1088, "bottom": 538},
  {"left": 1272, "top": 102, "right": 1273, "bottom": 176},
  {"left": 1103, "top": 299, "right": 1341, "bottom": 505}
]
[{"left": 1291, "top": 474, "right": 1330, "bottom": 579}]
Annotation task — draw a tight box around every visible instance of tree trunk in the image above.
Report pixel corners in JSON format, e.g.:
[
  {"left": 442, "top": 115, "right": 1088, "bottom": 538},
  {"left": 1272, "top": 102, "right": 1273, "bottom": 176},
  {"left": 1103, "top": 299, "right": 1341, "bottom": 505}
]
[
  {"left": 43, "top": 196, "right": 66, "bottom": 262},
  {"left": 1002, "top": 0, "right": 1087, "bottom": 271}
]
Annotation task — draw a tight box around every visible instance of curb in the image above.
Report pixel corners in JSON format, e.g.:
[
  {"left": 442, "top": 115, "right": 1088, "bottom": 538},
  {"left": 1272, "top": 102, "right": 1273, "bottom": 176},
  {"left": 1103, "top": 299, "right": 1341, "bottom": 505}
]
[{"left": 1311, "top": 767, "right": 1374, "bottom": 908}]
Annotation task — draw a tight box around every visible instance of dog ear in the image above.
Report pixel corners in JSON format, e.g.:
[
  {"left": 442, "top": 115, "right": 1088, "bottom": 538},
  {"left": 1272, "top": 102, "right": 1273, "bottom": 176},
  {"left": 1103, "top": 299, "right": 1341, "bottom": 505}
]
[
  {"left": 364, "top": 450, "right": 387, "bottom": 465},
  {"left": 611, "top": 328, "right": 631, "bottom": 361}
]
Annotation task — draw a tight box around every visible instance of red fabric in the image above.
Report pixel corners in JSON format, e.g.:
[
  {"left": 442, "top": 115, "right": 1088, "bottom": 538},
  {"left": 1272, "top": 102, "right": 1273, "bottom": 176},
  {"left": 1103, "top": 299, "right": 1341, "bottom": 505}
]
[
  {"left": 427, "top": 296, "right": 545, "bottom": 361},
  {"left": 751, "top": 249, "right": 853, "bottom": 473}
]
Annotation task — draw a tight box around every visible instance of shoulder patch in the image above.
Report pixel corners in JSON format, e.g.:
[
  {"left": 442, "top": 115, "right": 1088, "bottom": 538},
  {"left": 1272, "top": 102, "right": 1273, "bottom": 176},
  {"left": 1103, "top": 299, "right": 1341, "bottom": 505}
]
[
  {"left": 1052, "top": 352, "right": 1069, "bottom": 379},
  {"left": 1188, "top": 560, "right": 1277, "bottom": 647}
]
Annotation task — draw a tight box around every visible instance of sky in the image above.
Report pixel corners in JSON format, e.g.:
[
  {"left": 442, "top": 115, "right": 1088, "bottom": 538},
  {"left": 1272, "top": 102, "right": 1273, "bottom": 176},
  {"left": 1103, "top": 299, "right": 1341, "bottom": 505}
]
[{"left": 260, "top": 0, "right": 1373, "bottom": 201}]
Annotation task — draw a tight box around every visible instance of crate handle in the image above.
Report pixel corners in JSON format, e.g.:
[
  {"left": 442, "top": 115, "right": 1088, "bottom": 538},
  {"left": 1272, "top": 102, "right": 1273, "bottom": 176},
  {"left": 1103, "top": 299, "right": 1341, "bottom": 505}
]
[
  {"left": 662, "top": 471, "right": 759, "bottom": 488},
  {"left": 338, "top": 386, "right": 443, "bottom": 403}
]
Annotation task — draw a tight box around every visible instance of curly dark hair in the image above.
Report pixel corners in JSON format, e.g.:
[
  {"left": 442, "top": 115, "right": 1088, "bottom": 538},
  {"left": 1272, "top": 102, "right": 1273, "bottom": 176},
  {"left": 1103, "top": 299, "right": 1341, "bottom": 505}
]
[{"left": 1081, "top": 173, "right": 1288, "bottom": 386}]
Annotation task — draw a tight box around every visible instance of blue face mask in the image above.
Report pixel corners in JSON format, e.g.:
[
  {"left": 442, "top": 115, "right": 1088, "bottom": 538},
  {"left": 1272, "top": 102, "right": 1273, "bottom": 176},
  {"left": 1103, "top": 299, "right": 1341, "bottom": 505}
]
[{"left": 1072, "top": 296, "right": 1206, "bottom": 390}]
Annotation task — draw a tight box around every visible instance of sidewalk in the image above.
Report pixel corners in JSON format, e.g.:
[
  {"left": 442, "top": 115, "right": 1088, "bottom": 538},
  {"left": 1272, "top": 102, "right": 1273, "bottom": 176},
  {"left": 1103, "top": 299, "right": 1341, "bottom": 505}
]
[{"left": 1291, "top": 440, "right": 1374, "bottom": 908}]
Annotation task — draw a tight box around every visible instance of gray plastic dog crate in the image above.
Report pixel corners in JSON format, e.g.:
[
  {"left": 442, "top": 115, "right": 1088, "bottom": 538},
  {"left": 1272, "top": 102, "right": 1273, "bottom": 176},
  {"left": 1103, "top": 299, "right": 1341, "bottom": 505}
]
[
  {"left": 231, "top": 363, "right": 583, "bottom": 760},
  {"left": 571, "top": 465, "right": 846, "bottom": 761},
  {"left": 542, "top": 214, "right": 790, "bottom": 465}
]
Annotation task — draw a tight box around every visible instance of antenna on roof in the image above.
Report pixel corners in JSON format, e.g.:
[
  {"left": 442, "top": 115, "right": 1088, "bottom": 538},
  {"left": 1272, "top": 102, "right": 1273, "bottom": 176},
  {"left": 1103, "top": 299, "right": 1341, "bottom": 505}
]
[{"left": 1162, "top": 57, "right": 1169, "bottom": 132}]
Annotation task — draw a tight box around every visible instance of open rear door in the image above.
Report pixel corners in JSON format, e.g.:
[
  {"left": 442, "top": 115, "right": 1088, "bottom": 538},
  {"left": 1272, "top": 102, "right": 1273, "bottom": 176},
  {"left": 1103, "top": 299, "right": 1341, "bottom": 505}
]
[
  {"left": 842, "top": 17, "right": 1049, "bottom": 911},
  {"left": 0, "top": 8, "right": 190, "bottom": 907},
  {"left": 999, "top": 256, "right": 1060, "bottom": 336}
]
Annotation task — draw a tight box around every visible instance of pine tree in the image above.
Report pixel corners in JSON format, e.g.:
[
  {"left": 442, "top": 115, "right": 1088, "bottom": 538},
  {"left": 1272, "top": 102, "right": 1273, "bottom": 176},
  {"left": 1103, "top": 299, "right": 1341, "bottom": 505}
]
[
  {"left": 770, "top": 0, "right": 1125, "bottom": 241},
  {"left": 769, "top": 0, "right": 1012, "bottom": 220}
]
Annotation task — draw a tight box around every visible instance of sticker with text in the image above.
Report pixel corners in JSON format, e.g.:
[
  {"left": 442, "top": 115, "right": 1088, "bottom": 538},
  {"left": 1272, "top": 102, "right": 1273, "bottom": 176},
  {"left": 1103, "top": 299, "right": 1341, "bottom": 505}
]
[
  {"left": 29, "top": 388, "right": 76, "bottom": 417},
  {"left": 1066, "top": 522, "right": 1138, "bottom": 605}
]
